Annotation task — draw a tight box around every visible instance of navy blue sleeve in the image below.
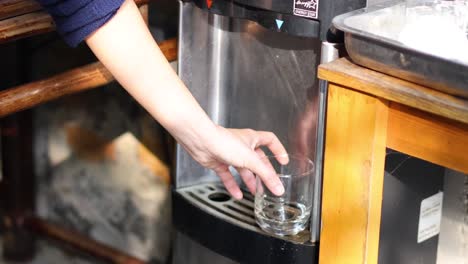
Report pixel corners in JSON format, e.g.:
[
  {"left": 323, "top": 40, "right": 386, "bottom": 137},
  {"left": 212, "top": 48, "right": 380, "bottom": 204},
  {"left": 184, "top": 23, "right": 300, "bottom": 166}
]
[{"left": 37, "top": 0, "right": 125, "bottom": 47}]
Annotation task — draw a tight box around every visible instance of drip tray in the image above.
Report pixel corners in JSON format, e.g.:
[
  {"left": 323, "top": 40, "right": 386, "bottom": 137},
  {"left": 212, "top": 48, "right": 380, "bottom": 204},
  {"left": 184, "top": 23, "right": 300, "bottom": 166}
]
[
  {"left": 179, "top": 183, "right": 310, "bottom": 242},
  {"left": 173, "top": 183, "right": 318, "bottom": 264}
]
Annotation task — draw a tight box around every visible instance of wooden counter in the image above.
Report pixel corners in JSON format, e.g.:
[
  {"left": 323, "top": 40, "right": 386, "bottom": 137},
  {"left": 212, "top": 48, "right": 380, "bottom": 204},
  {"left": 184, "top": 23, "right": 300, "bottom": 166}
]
[{"left": 317, "top": 57, "right": 468, "bottom": 264}]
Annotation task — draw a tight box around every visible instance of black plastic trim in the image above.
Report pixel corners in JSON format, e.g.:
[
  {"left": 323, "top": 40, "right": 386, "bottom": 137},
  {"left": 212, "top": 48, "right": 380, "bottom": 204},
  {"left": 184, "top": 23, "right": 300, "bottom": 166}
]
[
  {"left": 172, "top": 189, "right": 318, "bottom": 264},
  {"left": 189, "top": 0, "right": 321, "bottom": 39}
]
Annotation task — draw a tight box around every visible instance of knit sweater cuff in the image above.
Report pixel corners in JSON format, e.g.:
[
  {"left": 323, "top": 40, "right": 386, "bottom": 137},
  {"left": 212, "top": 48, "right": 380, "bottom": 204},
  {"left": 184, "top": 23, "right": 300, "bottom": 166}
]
[{"left": 39, "top": 0, "right": 126, "bottom": 47}]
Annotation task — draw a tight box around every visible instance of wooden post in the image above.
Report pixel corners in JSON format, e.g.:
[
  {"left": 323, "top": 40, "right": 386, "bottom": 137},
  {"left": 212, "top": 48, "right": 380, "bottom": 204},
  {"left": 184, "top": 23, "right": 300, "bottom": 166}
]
[
  {"left": 1, "top": 112, "right": 36, "bottom": 261},
  {"left": 319, "top": 84, "right": 388, "bottom": 264}
]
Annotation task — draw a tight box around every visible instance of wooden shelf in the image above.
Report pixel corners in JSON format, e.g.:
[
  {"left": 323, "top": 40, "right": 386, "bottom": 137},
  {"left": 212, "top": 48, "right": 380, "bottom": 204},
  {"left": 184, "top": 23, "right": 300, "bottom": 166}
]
[{"left": 318, "top": 57, "right": 468, "bottom": 124}]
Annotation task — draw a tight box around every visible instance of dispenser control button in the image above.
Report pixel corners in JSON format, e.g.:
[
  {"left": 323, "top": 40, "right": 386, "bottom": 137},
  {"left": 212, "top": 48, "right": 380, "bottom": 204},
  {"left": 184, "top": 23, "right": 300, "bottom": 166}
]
[{"left": 275, "top": 19, "right": 284, "bottom": 30}]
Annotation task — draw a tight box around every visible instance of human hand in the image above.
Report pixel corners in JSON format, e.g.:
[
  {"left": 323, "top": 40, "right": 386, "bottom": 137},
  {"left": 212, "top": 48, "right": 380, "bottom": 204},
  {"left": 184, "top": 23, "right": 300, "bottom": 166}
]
[
  {"left": 82, "top": 0, "right": 288, "bottom": 200},
  {"left": 178, "top": 126, "right": 289, "bottom": 200}
]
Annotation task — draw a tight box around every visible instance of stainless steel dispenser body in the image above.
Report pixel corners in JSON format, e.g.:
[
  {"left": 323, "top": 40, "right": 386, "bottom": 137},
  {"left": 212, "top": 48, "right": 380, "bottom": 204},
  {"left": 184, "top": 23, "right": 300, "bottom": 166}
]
[
  {"left": 172, "top": 0, "right": 364, "bottom": 263},
  {"left": 173, "top": 2, "right": 320, "bottom": 263},
  {"left": 175, "top": 3, "right": 321, "bottom": 189}
]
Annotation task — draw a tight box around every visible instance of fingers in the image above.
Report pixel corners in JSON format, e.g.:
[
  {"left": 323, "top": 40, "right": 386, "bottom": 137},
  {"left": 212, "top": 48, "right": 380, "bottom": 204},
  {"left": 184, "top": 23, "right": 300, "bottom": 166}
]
[
  {"left": 255, "top": 148, "right": 275, "bottom": 173},
  {"left": 255, "top": 131, "right": 289, "bottom": 165},
  {"left": 236, "top": 167, "right": 256, "bottom": 195},
  {"left": 213, "top": 165, "right": 243, "bottom": 200},
  {"left": 244, "top": 152, "right": 284, "bottom": 196}
]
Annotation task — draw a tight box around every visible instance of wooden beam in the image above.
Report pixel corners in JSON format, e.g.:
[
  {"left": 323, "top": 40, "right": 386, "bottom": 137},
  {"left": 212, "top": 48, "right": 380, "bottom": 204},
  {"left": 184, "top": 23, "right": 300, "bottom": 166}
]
[
  {"left": 27, "top": 217, "right": 146, "bottom": 264},
  {"left": 0, "top": 0, "right": 150, "bottom": 44},
  {"left": 0, "top": 38, "right": 177, "bottom": 117},
  {"left": 0, "top": 62, "right": 112, "bottom": 117},
  {"left": 0, "top": 11, "right": 53, "bottom": 43},
  {"left": 0, "top": 0, "right": 41, "bottom": 20},
  {"left": 320, "top": 83, "right": 388, "bottom": 264},
  {"left": 387, "top": 103, "right": 468, "bottom": 174}
]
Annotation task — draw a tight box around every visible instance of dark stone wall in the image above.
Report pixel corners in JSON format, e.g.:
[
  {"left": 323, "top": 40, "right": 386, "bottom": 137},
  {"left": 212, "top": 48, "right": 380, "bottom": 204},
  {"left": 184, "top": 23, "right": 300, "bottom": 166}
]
[{"left": 0, "top": 2, "right": 178, "bottom": 263}]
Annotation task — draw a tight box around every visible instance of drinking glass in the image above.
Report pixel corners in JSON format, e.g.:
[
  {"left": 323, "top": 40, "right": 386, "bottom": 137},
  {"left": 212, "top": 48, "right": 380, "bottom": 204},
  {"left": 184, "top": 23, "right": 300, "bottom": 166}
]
[{"left": 254, "top": 155, "right": 314, "bottom": 236}]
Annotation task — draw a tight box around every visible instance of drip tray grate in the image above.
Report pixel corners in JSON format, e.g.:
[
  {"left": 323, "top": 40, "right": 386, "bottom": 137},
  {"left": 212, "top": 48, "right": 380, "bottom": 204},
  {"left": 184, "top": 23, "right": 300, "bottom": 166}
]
[{"left": 177, "top": 183, "right": 311, "bottom": 243}]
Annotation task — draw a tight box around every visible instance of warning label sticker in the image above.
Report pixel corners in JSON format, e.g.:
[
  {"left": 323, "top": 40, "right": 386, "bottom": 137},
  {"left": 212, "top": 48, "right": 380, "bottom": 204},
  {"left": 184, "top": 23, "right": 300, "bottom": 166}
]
[
  {"left": 417, "top": 192, "right": 444, "bottom": 243},
  {"left": 293, "top": 0, "right": 319, "bottom": 19}
]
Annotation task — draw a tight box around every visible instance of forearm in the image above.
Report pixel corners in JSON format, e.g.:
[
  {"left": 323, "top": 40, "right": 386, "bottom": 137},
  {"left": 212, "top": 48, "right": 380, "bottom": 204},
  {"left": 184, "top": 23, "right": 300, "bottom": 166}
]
[
  {"left": 85, "top": 0, "right": 216, "bottom": 142},
  {"left": 83, "top": 0, "right": 286, "bottom": 198}
]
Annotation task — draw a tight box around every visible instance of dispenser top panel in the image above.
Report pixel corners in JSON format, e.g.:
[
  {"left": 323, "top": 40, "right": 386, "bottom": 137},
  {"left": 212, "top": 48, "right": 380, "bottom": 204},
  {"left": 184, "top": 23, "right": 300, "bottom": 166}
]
[
  {"left": 189, "top": 0, "right": 321, "bottom": 38},
  {"left": 189, "top": 0, "right": 367, "bottom": 40},
  {"left": 234, "top": 0, "right": 319, "bottom": 19}
]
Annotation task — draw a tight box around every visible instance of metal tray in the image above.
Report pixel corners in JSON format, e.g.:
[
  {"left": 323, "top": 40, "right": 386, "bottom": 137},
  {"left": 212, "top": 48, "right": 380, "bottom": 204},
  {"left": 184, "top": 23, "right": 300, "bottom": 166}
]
[{"left": 332, "top": 1, "right": 468, "bottom": 98}]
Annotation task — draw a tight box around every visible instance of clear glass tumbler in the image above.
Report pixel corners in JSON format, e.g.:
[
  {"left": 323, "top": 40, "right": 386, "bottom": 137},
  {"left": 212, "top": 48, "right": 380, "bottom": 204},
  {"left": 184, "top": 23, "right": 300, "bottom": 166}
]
[{"left": 254, "top": 155, "right": 314, "bottom": 236}]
